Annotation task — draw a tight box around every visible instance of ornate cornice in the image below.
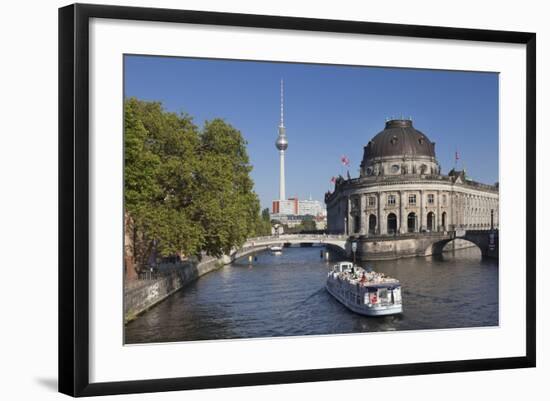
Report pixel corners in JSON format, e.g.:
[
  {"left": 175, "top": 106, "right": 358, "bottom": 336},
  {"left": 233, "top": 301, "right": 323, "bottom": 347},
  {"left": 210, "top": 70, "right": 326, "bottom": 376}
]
[{"left": 325, "top": 174, "right": 498, "bottom": 204}]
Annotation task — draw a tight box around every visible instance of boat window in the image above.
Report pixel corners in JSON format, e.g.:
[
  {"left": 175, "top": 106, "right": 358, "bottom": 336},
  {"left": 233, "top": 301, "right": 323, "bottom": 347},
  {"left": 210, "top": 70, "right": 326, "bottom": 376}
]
[
  {"left": 369, "top": 293, "right": 378, "bottom": 304},
  {"left": 393, "top": 288, "right": 402, "bottom": 303}
]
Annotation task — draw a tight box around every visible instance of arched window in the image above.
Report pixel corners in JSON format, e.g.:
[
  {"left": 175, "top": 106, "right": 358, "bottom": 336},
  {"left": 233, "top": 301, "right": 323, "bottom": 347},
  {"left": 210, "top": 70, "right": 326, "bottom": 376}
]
[
  {"left": 407, "top": 212, "right": 417, "bottom": 233},
  {"left": 441, "top": 211, "right": 447, "bottom": 231},
  {"left": 368, "top": 214, "right": 377, "bottom": 235},
  {"left": 387, "top": 213, "right": 397, "bottom": 235}
]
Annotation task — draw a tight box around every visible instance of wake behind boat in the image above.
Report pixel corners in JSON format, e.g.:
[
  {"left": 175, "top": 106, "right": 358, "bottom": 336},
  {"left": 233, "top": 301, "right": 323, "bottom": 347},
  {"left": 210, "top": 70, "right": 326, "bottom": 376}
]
[{"left": 326, "top": 261, "right": 402, "bottom": 316}]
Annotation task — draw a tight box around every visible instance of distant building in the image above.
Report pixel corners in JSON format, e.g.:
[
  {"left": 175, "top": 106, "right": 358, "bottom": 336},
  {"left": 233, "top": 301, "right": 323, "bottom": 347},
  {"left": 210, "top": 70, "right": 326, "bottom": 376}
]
[
  {"left": 298, "top": 198, "right": 325, "bottom": 216},
  {"left": 269, "top": 213, "right": 327, "bottom": 230},
  {"left": 313, "top": 215, "right": 327, "bottom": 230},
  {"left": 272, "top": 197, "right": 326, "bottom": 217},
  {"left": 272, "top": 198, "right": 298, "bottom": 215}
]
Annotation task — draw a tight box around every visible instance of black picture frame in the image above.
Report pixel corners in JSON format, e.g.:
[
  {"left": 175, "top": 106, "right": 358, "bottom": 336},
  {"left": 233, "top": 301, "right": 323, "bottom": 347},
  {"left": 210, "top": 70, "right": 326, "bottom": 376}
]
[{"left": 59, "top": 3, "right": 536, "bottom": 397}]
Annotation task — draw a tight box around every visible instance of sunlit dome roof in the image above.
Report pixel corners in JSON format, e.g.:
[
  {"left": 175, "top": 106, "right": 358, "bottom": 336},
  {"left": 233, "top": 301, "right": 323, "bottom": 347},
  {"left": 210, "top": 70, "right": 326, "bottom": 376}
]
[{"left": 363, "top": 119, "right": 436, "bottom": 162}]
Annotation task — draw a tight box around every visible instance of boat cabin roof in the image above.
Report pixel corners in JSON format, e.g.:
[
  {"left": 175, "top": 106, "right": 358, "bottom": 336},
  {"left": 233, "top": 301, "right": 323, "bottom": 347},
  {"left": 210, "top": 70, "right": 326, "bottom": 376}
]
[{"left": 364, "top": 284, "right": 401, "bottom": 290}]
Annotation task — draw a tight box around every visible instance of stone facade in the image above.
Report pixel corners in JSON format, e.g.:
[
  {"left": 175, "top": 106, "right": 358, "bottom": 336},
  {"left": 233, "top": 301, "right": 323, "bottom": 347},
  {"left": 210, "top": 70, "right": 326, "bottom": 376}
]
[
  {"left": 326, "top": 175, "right": 499, "bottom": 236},
  {"left": 325, "top": 119, "right": 499, "bottom": 259}
]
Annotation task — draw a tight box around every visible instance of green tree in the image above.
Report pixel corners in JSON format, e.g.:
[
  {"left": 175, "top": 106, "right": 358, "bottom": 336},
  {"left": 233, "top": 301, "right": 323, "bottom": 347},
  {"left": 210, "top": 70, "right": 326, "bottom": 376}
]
[
  {"left": 124, "top": 98, "right": 265, "bottom": 273},
  {"left": 301, "top": 219, "right": 317, "bottom": 232},
  {"left": 125, "top": 98, "right": 204, "bottom": 269},
  {"left": 195, "top": 118, "right": 262, "bottom": 256}
]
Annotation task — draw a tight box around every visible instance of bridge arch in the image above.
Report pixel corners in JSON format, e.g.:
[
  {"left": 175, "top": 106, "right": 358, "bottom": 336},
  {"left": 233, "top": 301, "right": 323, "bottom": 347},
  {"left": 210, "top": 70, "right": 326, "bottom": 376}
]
[
  {"left": 424, "top": 230, "right": 497, "bottom": 258},
  {"left": 232, "top": 234, "right": 348, "bottom": 261},
  {"left": 425, "top": 238, "right": 481, "bottom": 257}
]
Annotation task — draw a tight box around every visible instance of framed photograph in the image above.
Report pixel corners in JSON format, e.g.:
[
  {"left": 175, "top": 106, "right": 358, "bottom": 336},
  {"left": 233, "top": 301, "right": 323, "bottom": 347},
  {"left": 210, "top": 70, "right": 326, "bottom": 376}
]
[{"left": 59, "top": 3, "right": 536, "bottom": 397}]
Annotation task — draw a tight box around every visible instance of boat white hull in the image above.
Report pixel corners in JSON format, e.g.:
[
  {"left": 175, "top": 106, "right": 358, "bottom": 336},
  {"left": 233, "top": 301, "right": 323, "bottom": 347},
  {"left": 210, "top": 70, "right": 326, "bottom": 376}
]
[{"left": 325, "top": 283, "right": 403, "bottom": 317}]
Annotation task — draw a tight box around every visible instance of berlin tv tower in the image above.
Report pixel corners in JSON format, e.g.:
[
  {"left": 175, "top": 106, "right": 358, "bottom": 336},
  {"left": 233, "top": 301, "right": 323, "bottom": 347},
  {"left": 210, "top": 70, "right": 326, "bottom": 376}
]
[{"left": 275, "top": 79, "right": 288, "bottom": 201}]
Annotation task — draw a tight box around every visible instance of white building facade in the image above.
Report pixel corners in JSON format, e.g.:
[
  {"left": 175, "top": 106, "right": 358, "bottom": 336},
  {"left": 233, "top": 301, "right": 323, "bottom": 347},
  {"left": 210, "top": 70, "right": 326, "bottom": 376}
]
[{"left": 298, "top": 199, "right": 326, "bottom": 217}]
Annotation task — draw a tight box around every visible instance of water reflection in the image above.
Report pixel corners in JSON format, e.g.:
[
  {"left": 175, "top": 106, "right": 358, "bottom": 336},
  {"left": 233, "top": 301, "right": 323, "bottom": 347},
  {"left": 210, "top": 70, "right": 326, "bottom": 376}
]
[{"left": 125, "top": 246, "right": 498, "bottom": 344}]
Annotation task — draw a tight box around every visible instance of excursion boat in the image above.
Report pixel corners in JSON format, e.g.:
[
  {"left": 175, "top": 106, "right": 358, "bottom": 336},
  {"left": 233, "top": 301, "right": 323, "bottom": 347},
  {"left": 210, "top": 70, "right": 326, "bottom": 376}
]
[
  {"left": 326, "top": 261, "right": 403, "bottom": 316},
  {"left": 269, "top": 245, "right": 283, "bottom": 254}
]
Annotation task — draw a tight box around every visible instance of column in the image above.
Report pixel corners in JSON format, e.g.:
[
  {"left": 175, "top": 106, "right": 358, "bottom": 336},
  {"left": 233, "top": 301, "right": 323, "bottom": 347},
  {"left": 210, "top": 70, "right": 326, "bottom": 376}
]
[
  {"left": 466, "top": 195, "right": 470, "bottom": 228},
  {"left": 462, "top": 194, "right": 470, "bottom": 229},
  {"left": 377, "top": 192, "right": 383, "bottom": 235},
  {"left": 399, "top": 191, "right": 406, "bottom": 234},
  {"left": 449, "top": 191, "right": 454, "bottom": 231},
  {"left": 436, "top": 190, "right": 441, "bottom": 232},
  {"left": 360, "top": 194, "right": 367, "bottom": 235},
  {"left": 419, "top": 190, "right": 424, "bottom": 231},
  {"left": 341, "top": 198, "right": 347, "bottom": 235},
  {"left": 346, "top": 195, "right": 353, "bottom": 235}
]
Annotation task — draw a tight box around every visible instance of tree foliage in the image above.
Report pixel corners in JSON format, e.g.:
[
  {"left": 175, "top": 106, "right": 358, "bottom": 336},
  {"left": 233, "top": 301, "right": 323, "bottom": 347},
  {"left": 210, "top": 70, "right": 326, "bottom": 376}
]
[{"left": 124, "top": 98, "right": 267, "bottom": 271}]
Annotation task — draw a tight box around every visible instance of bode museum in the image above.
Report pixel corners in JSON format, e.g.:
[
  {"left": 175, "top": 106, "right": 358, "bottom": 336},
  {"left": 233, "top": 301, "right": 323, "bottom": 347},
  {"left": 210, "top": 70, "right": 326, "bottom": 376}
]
[{"left": 325, "top": 118, "right": 499, "bottom": 260}]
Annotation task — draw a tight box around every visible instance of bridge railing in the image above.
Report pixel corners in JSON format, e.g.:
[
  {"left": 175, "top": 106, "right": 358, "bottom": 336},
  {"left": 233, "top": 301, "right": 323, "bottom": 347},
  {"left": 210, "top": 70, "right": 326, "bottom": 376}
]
[
  {"left": 353, "top": 231, "right": 453, "bottom": 241},
  {"left": 243, "top": 233, "right": 347, "bottom": 244},
  {"left": 233, "top": 234, "right": 348, "bottom": 255}
]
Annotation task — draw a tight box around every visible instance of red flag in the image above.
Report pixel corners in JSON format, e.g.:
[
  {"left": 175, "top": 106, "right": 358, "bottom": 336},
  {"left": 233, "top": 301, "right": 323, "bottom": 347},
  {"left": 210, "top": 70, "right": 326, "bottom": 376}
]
[
  {"left": 341, "top": 155, "right": 350, "bottom": 166},
  {"left": 330, "top": 176, "right": 336, "bottom": 184}
]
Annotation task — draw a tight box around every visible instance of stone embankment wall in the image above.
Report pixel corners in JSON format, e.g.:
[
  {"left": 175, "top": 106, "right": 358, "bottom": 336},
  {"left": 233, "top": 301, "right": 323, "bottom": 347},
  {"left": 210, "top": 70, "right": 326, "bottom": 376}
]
[{"left": 124, "top": 255, "right": 231, "bottom": 323}]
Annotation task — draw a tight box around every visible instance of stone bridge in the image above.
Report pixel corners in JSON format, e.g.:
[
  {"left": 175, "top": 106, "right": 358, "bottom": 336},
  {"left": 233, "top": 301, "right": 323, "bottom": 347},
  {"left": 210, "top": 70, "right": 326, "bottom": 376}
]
[
  {"left": 232, "top": 234, "right": 348, "bottom": 261},
  {"left": 351, "top": 229, "right": 499, "bottom": 260},
  {"left": 428, "top": 229, "right": 499, "bottom": 259},
  {"left": 231, "top": 230, "right": 498, "bottom": 262}
]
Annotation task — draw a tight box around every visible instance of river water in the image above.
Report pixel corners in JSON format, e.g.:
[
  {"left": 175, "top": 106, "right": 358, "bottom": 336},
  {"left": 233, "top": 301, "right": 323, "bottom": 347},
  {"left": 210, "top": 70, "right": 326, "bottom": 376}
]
[{"left": 125, "top": 246, "right": 498, "bottom": 344}]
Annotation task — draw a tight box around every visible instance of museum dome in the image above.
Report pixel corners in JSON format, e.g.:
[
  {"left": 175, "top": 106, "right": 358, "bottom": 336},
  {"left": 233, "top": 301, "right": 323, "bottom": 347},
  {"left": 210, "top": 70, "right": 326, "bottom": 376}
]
[{"left": 363, "top": 119, "right": 436, "bottom": 162}]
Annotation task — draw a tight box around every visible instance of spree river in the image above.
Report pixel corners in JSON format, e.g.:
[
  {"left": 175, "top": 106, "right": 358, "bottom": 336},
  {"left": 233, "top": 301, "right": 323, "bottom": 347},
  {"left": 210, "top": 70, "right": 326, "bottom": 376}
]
[{"left": 125, "top": 246, "right": 498, "bottom": 344}]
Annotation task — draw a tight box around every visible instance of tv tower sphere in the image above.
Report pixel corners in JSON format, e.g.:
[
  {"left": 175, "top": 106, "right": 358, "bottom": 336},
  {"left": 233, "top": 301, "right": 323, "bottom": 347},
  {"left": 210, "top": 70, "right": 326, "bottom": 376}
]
[{"left": 275, "top": 134, "right": 288, "bottom": 150}]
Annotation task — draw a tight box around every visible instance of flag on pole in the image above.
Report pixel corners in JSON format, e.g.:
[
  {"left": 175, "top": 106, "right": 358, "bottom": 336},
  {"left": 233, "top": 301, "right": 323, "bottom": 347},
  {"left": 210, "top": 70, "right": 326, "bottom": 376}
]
[{"left": 341, "top": 155, "right": 350, "bottom": 167}]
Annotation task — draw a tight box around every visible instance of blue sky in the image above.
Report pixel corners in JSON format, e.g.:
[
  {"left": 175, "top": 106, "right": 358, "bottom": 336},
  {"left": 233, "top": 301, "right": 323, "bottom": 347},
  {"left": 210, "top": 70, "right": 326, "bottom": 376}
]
[{"left": 124, "top": 55, "right": 499, "bottom": 211}]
